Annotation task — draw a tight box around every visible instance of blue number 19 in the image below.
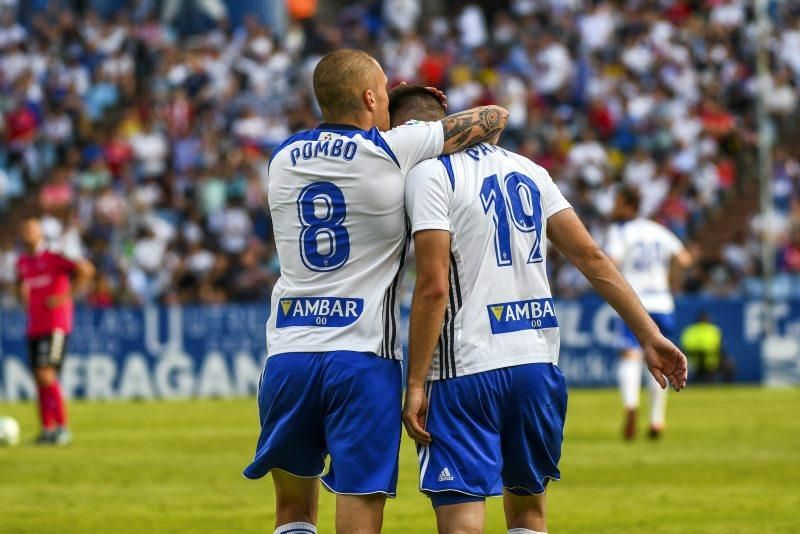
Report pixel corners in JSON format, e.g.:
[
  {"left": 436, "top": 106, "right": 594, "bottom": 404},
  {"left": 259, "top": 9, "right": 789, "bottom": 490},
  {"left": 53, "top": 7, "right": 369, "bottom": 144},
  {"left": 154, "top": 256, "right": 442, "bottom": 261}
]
[{"left": 480, "top": 172, "right": 543, "bottom": 267}]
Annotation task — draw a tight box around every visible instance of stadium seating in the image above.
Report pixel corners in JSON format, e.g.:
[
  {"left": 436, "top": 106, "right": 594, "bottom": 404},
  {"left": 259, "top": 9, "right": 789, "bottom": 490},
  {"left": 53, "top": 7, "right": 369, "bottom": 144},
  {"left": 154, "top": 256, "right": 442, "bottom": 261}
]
[{"left": 1, "top": 0, "right": 798, "bottom": 305}]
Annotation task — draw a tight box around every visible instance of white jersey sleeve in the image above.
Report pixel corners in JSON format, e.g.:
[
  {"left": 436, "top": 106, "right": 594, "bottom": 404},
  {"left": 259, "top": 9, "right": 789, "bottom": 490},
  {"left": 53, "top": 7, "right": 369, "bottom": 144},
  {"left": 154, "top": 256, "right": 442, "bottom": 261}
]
[
  {"left": 405, "top": 159, "right": 452, "bottom": 234},
  {"left": 382, "top": 121, "right": 444, "bottom": 175}
]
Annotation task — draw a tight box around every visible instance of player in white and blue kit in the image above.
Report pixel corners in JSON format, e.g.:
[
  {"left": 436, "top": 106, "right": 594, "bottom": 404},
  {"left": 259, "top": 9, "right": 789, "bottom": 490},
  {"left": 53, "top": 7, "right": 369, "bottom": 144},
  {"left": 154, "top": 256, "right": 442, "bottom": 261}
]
[
  {"left": 243, "top": 50, "right": 509, "bottom": 534},
  {"left": 606, "top": 188, "right": 693, "bottom": 440},
  {"left": 391, "top": 86, "right": 687, "bottom": 534}
]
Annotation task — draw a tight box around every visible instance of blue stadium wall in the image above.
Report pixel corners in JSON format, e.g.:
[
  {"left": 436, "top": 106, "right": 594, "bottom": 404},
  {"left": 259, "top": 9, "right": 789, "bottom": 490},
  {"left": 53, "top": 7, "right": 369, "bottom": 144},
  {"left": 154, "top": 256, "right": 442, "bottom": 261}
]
[{"left": 1, "top": 297, "right": 799, "bottom": 401}]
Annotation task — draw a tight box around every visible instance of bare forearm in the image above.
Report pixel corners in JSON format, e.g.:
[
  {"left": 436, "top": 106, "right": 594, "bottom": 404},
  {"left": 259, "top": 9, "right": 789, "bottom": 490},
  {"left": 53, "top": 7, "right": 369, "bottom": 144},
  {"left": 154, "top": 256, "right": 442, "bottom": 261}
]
[
  {"left": 548, "top": 209, "right": 659, "bottom": 343},
  {"left": 406, "top": 286, "right": 448, "bottom": 389},
  {"left": 441, "top": 105, "right": 509, "bottom": 154},
  {"left": 576, "top": 248, "right": 660, "bottom": 343}
]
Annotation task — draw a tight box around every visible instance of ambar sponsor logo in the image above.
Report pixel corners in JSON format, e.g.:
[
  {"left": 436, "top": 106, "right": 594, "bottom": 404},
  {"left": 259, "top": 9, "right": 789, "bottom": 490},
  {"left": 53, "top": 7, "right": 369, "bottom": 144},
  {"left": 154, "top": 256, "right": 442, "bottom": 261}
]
[
  {"left": 276, "top": 297, "right": 364, "bottom": 328},
  {"left": 487, "top": 297, "right": 558, "bottom": 334}
]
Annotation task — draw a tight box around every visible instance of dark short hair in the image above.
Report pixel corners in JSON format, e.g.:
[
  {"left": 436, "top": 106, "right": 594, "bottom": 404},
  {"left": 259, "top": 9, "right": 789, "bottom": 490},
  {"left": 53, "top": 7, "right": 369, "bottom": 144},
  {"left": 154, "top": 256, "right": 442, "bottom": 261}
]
[
  {"left": 388, "top": 84, "right": 446, "bottom": 127},
  {"left": 313, "top": 48, "right": 380, "bottom": 119},
  {"left": 618, "top": 186, "right": 641, "bottom": 212}
]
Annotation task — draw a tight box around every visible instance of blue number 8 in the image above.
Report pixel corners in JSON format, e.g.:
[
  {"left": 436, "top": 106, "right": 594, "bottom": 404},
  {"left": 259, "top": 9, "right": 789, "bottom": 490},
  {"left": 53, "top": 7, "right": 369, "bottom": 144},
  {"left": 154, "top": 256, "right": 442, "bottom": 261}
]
[{"left": 297, "top": 182, "right": 350, "bottom": 271}]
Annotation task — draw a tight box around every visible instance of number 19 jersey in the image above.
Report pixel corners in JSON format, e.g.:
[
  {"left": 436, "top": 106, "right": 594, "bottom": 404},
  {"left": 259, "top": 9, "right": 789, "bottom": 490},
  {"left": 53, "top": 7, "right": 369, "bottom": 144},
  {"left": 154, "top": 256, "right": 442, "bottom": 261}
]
[
  {"left": 266, "top": 121, "right": 443, "bottom": 359},
  {"left": 405, "top": 143, "right": 572, "bottom": 380}
]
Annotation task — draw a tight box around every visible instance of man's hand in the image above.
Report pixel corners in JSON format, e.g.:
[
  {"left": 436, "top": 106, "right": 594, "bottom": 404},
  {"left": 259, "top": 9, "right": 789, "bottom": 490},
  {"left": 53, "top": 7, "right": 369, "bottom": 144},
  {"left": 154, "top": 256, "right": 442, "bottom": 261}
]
[
  {"left": 402, "top": 386, "right": 432, "bottom": 445},
  {"left": 398, "top": 81, "right": 447, "bottom": 110},
  {"left": 423, "top": 86, "right": 447, "bottom": 110},
  {"left": 642, "top": 333, "right": 688, "bottom": 392}
]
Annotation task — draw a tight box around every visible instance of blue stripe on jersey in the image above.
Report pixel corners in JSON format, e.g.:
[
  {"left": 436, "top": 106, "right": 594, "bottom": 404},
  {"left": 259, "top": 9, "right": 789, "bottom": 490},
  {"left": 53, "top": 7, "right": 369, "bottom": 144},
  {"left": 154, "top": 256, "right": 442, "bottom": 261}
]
[
  {"left": 438, "top": 154, "right": 456, "bottom": 190},
  {"left": 363, "top": 128, "right": 400, "bottom": 167},
  {"left": 269, "top": 125, "right": 400, "bottom": 168}
]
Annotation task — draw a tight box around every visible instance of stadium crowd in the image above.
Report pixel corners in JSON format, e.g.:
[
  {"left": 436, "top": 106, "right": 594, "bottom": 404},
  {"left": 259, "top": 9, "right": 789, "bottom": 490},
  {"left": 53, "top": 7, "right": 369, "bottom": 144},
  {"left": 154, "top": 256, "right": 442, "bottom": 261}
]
[{"left": 0, "top": 0, "right": 799, "bottom": 306}]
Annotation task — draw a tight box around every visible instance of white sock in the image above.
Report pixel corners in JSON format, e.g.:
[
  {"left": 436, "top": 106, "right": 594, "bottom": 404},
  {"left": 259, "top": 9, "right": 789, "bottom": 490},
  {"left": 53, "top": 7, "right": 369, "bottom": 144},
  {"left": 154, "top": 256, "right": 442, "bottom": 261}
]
[
  {"left": 617, "top": 358, "right": 642, "bottom": 409},
  {"left": 275, "top": 522, "right": 316, "bottom": 534},
  {"left": 508, "top": 529, "right": 546, "bottom": 534},
  {"left": 647, "top": 373, "right": 668, "bottom": 428}
]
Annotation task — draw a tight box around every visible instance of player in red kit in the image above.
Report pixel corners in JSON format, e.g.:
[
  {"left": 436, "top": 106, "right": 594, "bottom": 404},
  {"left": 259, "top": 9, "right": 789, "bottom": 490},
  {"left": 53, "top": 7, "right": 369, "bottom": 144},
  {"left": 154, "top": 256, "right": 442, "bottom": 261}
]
[{"left": 16, "top": 218, "right": 94, "bottom": 445}]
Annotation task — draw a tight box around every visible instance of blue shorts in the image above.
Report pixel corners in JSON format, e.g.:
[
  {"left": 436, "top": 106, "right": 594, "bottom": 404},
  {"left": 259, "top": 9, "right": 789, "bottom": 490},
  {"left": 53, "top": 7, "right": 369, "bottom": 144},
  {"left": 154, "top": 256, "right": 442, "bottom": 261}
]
[
  {"left": 617, "top": 312, "right": 676, "bottom": 351},
  {"left": 243, "top": 351, "right": 402, "bottom": 496},
  {"left": 418, "top": 363, "right": 567, "bottom": 501}
]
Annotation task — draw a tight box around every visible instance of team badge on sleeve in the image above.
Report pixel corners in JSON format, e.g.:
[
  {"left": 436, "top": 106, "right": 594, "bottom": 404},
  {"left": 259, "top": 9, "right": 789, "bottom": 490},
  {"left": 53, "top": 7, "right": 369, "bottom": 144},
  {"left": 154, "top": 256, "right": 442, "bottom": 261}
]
[{"left": 487, "top": 297, "right": 558, "bottom": 334}]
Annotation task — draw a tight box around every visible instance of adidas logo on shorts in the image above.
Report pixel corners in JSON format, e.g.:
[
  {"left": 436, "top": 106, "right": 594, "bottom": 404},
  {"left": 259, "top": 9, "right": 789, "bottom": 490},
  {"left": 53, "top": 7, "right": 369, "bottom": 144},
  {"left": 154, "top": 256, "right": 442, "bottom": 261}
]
[{"left": 438, "top": 467, "right": 454, "bottom": 482}]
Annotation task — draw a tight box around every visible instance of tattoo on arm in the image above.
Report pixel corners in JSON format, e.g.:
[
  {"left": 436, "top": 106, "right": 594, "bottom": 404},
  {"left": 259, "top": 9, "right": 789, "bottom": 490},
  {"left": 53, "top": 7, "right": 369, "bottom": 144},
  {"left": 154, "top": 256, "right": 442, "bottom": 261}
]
[{"left": 441, "top": 106, "right": 509, "bottom": 154}]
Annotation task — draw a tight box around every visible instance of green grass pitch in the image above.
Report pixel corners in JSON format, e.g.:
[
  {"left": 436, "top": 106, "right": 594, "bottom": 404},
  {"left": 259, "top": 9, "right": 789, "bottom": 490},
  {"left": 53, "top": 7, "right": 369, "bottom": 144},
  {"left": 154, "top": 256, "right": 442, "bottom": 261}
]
[{"left": 1, "top": 387, "right": 798, "bottom": 533}]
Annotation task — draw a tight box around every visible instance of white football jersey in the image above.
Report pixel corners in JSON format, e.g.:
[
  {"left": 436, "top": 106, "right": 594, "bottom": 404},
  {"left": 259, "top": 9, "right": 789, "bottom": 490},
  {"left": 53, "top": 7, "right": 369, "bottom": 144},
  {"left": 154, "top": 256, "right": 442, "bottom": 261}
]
[
  {"left": 266, "top": 121, "right": 444, "bottom": 359},
  {"left": 405, "top": 143, "right": 572, "bottom": 380},
  {"left": 604, "top": 218, "right": 684, "bottom": 314}
]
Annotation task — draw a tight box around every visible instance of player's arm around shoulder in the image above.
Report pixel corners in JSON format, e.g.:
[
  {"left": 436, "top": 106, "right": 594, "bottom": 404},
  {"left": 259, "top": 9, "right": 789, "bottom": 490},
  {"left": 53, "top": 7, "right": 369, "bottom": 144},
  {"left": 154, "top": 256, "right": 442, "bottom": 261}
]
[
  {"left": 547, "top": 209, "right": 688, "bottom": 391},
  {"left": 383, "top": 83, "right": 506, "bottom": 171},
  {"left": 382, "top": 119, "right": 447, "bottom": 174},
  {"left": 440, "top": 105, "right": 509, "bottom": 155}
]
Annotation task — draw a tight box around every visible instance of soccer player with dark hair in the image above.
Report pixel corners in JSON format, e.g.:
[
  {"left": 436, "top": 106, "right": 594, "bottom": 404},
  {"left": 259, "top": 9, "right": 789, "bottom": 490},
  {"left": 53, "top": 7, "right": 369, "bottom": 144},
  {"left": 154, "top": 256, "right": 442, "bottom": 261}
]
[
  {"left": 242, "top": 49, "right": 508, "bottom": 534},
  {"left": 16, "top": 218, "right": 94, "bottom": 446},
  {"left": 607, "top": 187, "right": 693, "bottom": 440},
  {"left": 392, "top": 87, "right": 687, "bottom": 534}
]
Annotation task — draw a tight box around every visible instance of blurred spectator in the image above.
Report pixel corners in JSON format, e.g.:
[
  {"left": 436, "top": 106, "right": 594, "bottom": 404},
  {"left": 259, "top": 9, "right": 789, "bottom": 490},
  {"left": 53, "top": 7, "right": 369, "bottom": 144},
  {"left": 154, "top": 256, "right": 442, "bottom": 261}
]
[
  {"left": 161, "top": 0, "right": 227, "bottom": 27},
  {"left": 681, "top": 312, "right": 735, "bottom": 383},
  {"left": 0, "top": 0, "right": 797, "bottom": 307},
  {"left": 39, "top": 167, "right": 75, "bottom": 214},
  {"left": 88, "top": 273, "right": 115, "bottom": 308},
  {"left": 384, "top": 0, "right": 420, "bottom": 35}
]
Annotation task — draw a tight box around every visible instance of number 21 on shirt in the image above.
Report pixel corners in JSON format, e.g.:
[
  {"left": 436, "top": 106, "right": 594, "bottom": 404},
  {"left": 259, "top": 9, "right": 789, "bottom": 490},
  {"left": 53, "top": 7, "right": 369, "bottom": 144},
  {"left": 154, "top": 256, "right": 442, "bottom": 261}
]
[{"left": 480, "top": 172, "right": 543, "bottom": 267}]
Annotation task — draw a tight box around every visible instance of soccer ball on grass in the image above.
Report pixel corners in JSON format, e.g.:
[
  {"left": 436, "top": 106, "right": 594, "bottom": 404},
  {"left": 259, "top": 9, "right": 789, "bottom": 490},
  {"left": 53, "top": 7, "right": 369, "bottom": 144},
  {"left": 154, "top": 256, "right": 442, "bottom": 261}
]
[{"left": 0, "top": 416, "right": 21, "bottom": 446}]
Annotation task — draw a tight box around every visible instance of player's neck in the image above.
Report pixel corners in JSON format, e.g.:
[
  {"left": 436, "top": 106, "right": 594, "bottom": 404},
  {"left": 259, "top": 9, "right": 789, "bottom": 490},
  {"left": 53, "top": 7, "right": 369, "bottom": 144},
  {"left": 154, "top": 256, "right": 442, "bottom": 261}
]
[{"left": 320, "top": 113, "right": 373, "bottom": 131}]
